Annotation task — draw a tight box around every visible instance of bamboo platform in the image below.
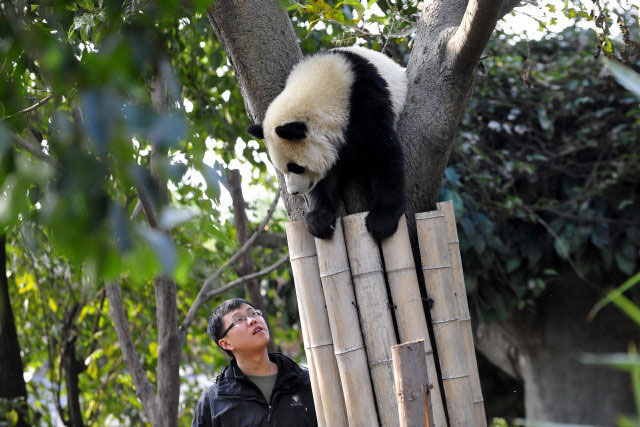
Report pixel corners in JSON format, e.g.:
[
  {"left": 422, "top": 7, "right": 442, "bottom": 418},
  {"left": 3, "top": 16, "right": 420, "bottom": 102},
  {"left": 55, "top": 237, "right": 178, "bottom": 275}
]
[{"left": 285, "top": 202, "right": 485, "bottom": 426}]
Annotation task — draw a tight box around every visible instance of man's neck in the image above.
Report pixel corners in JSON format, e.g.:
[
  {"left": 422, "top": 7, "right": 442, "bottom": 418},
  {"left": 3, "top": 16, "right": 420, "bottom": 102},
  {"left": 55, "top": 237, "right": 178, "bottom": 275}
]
[{"left": 236, "top": 349, "right": 278, "bottom": 376}]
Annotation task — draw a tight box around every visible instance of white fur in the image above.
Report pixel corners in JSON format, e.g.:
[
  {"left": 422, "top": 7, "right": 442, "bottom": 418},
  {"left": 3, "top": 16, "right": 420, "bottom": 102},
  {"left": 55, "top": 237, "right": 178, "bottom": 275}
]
[
  {"left": 263, "top": 53, "right": 353, "bottom": 178},
  {"left": 260, "top": 47, "right": 406, "bottom": 195},
  {"left": 333, "top": 46, "right": 407, "bottom": 121}
]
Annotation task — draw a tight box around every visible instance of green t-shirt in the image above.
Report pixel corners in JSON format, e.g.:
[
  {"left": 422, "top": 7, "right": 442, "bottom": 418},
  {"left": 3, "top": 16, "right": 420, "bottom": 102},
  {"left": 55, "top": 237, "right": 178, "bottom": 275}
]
[{"left": 246, "top": 372, "right": 278, "bottom": 403}]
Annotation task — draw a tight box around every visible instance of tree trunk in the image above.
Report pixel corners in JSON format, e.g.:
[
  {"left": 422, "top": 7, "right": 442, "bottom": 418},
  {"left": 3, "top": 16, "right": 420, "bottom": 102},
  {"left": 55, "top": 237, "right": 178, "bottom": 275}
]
[
  {"left": 0, "top": 234, "right": 30, "bottom": 426},
  {"left": 62, "top": 336, "right": 85, "bottom": 427},
  {"left": 476, "top": 273, "right": 636, "bottom": 423},
  {"left": 227, "top": 169, "right": 275, "bottom": 350}
]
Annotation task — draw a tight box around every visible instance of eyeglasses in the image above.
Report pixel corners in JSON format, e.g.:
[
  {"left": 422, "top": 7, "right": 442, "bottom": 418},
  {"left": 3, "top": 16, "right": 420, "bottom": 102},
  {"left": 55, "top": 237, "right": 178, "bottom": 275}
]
[{"left": 219, "top": 310, "right": 263, "bottom": 339}]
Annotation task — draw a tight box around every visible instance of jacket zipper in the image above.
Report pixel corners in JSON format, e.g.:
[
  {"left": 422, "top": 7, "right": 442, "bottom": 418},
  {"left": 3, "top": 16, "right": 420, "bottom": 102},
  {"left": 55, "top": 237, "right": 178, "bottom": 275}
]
[{"left": 267, "top": 404, "right": 273, "bottom": 422}]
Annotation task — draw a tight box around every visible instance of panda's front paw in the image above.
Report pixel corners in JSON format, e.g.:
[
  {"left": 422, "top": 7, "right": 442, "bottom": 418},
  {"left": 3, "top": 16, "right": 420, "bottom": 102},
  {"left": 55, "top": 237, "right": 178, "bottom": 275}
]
[
  {"left": 366, "top": 209, "right": 402, "bottom": 240},
  {"left": 306, "top": 208, "right": 337, "bottom": 239}
]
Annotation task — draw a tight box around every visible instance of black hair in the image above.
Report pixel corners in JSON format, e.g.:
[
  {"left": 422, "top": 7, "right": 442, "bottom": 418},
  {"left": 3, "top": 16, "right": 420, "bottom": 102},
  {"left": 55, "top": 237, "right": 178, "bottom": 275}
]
[{"left": 207, "top": 298, "right": 256, "bottom": 358}]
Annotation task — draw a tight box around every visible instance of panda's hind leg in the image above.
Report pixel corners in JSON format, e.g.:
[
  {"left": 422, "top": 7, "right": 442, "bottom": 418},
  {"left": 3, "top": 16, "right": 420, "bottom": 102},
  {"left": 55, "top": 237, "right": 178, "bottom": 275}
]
[{"left": 365, "top": 133, "right": 407, "bottom": 240}]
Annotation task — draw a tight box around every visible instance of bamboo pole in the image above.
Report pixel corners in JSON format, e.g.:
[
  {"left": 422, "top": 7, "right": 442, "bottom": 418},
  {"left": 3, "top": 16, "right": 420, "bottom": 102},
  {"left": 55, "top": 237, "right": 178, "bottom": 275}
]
[
  {"left": 314, "top": 219, "right": 379, "bottom": 426},
  {"left": 342, "top": 213, "right": 399, "bottom": 427},
  {"left": 392, "top": 340, "right": 434, "bottom": 427},
  {"left": 380, "top": 215, "right": 448, "bottom": 427},
  {"left": 416, "top": 210, "right": 475, "bottom": 426},
  {"left": 298, "top": 310, "right": 327, "bottom": 427},
  {"left": 286, "top": 220, "right": 348, "bottom": 426},
  {"left": 437, "top": 201, "right": 486, "bottom": 427}
]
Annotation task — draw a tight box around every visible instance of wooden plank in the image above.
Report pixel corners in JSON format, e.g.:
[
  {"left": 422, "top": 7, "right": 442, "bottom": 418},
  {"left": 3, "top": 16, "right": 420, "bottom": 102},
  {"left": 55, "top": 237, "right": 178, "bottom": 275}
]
[{"left": 392, "top": 340, "right": 434, "bottom": 427}]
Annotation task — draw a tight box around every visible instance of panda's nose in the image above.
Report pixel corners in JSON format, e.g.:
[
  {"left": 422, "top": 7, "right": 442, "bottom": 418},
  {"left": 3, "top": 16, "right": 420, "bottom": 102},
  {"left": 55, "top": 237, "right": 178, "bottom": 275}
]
[{"left": 291, "top": 191, "right": 299, "bottom": 195}]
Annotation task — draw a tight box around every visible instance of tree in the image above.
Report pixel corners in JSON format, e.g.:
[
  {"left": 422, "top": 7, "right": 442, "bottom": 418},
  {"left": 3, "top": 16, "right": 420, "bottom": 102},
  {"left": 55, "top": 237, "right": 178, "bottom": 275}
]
[
  {"left": 207, "top": 0, "right": 638, "bottom": 423},
  {"left": 0, "top": 234, "right": 30, "bottom": 426}
]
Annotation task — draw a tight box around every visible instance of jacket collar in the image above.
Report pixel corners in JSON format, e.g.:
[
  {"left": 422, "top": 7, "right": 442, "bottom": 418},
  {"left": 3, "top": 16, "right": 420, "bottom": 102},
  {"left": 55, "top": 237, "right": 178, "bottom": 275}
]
[{"left": 217, "top": 352, "right": 308, "bottom": 398}]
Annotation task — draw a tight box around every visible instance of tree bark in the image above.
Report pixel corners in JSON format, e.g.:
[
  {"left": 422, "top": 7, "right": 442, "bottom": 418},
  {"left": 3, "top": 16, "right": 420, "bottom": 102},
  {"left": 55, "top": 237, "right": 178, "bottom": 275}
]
[
  {"left": 0, "top": 234, "right": 30, "bottom": 426},
  {"left": 227, "top": 169, "right": 275, "bottom": 350},
  {"left": 60, "top": 302, "right": 85, "bottom": 427}
]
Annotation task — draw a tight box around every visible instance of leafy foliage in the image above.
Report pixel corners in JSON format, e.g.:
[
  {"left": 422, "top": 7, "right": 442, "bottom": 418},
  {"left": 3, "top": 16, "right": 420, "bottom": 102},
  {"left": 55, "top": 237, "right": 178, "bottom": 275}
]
[{"left": 440, "top": 27, "right": 640, "bottom": 320}]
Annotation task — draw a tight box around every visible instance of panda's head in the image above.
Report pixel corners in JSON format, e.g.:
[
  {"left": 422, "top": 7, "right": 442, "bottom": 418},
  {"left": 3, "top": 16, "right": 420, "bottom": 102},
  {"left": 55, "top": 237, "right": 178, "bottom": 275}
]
[
  {"left": 247, "top": 119, "right": 340, "bottom": 196},
  {"left": 246, "top": 53, "right": 352, "bottom": 196}
]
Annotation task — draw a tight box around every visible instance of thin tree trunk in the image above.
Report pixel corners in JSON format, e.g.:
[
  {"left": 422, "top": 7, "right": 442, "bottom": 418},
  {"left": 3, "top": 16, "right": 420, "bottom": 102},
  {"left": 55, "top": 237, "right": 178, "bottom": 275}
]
[
  {"left": 227, "top": 169, "right": 275, "bottom": 351},
  {"left": 0, "top": 234, "right": 30, "bottom": 426},
  {"left": 60, "top": 303, "right": 85, "bottom": 427},
  {"left": 62, "top": 336, "right": 85, "bottom": 427}
]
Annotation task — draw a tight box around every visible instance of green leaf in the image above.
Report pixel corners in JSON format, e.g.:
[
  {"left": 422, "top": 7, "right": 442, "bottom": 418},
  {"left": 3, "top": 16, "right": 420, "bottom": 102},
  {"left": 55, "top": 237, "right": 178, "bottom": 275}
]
[
  {"left": 506, "top": 258, "right": 520, "bottom": 272},
  {"left": 580, "top": 352, "right": 640, "bottom": 371},
  {"left": 589, "top": 272, "right": 640, "bottom": 320},
  {"left": 602, "top": 56, "right": 640, "bottom": 99},
  {"left": 553, "top": 236, "right": 569, "bottom": 259}
]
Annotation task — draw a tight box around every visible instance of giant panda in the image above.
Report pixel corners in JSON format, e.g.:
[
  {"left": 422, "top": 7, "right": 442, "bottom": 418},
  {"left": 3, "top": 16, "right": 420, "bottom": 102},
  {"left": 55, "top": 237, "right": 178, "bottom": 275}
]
[{"left": 247, "top": 46, "right": 407, "bottom": 240}]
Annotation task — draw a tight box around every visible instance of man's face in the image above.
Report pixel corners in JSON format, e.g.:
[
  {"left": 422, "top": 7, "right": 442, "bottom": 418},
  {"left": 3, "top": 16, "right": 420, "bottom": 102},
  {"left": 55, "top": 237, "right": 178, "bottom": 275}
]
[{"left": 218, "top": 304, "right": 270, "bottom": 355}]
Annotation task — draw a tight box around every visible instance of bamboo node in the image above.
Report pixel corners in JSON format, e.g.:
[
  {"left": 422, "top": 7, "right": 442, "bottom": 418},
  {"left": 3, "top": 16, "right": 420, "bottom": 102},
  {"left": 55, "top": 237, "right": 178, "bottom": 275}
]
[
  {"left": 431, "top": 316, "right": 461, "bottom": 324},
  {"left": 460, "top": 316, "right": 472, "bottom": 322},
  {"left": 351, "top": 268, "right": 384, "bottom": 279},
  {"left": 288, "top": 253, "right": 317, "bottom": 262},
  {"left": 318, "top": 267, "right": 350, "bottom": 278},
  {"left": 334, "top": 346, "right": 365, "bottom": 356},
  {"left": 308, "top": 342, "right": 334, "bottom": 350},
  {"left": 415, "top": 211, "right": 445, "bottom": 220},
  {"left": 384, "top": 265, "right": 416, "bottom": 274},
  {"left": 421, "top": 264, "right": 452, "bottom": 271},
  {"left": 442, "top": 373, "right": 470, "bottom": 380},
  {"left": 369, "top": 357, "right": 393, "bottom": 367}
]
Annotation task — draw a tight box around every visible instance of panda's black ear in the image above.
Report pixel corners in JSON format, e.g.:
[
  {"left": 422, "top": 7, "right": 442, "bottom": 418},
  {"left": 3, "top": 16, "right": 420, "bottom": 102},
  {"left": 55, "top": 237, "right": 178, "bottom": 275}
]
[
  {"left": 247, "top": 124, "right": 264, "bottom": 139},
  {"left": 275, "top": 121, "right": 307, "bottom": 140}
]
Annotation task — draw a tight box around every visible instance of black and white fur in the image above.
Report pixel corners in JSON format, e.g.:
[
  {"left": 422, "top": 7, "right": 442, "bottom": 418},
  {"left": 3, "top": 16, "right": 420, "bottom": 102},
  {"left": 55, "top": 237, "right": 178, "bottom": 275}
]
[{"left": 247, "top": 46, "right": 407, "bottom": 240}]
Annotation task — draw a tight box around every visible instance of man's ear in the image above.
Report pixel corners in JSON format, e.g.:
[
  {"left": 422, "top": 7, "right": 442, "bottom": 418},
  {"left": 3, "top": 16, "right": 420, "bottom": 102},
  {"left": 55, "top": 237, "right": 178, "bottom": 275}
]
[
  {"left": 218, "top": 338, "right": 234, "bottom": 352},
  {"left": 275, "top": 121, "right": 307, "bottom": 140},
  {"left": 247, "top": 124, "right": 264, "bottom": 139}
]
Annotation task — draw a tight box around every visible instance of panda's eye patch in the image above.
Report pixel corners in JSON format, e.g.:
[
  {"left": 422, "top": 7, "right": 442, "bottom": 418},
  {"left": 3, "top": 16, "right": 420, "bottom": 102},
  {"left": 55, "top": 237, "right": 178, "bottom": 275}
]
[{"left": 287, "top": 163, "right": 306, "bottom": 174}]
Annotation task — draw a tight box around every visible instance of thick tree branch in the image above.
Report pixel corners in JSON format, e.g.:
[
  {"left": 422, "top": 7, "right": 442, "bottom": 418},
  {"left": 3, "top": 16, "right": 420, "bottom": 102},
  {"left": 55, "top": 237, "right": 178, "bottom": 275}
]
[
  {"left": 449, "top": 0, "right": 503, "bottom": 73},
  {"left": 179, "top": 191, "right": 280, "bottom": 338},
  {"left": 105, "top": 281, "right": 157, "bottom": 416}
]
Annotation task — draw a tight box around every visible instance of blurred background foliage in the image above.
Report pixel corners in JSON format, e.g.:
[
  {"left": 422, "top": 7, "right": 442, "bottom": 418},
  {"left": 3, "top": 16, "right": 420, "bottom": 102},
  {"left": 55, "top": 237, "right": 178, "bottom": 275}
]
[{"left": 0, "top": 0, "right": 639, "bottom": 424}]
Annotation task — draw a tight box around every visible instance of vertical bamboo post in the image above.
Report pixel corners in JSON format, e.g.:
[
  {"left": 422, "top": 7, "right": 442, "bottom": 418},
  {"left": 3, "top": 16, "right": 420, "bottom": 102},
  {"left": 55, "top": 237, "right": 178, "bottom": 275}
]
[
  {"left": 286, "top": 220, "right": 348, "bottom": 426},
  {"left": 298, "top": 310, "right": 327, "bottom": 427},
  {"left": 437, "top": 201, "right": 486, "bottom": 427},
  {"left": 416, "top": 210, "right": 475, "bottom": 426},
  {"left": 342, "top": 213, "right": 399, "bottom": 427},
  {"left": 380, "top": 215, "right": 448, "bottom": 427},
  {"left": 392, "top": 340, "right": 434, "bottom": 427},
  {"left": 314, "top": 219, "right": 379, "bottom": 426}
]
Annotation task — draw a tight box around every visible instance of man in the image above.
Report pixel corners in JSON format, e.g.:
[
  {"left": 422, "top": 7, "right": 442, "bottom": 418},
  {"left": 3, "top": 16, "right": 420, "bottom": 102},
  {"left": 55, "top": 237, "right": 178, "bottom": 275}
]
[{"left": 192, "top": 298, "right": 317, "bottom": 427}]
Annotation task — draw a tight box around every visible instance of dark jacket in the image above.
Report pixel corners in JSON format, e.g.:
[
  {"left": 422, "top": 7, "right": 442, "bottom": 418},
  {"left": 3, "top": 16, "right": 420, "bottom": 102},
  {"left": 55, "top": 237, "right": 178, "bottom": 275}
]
[{"left": 192, "top": 352, "right": 318, "bottom": 427}]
